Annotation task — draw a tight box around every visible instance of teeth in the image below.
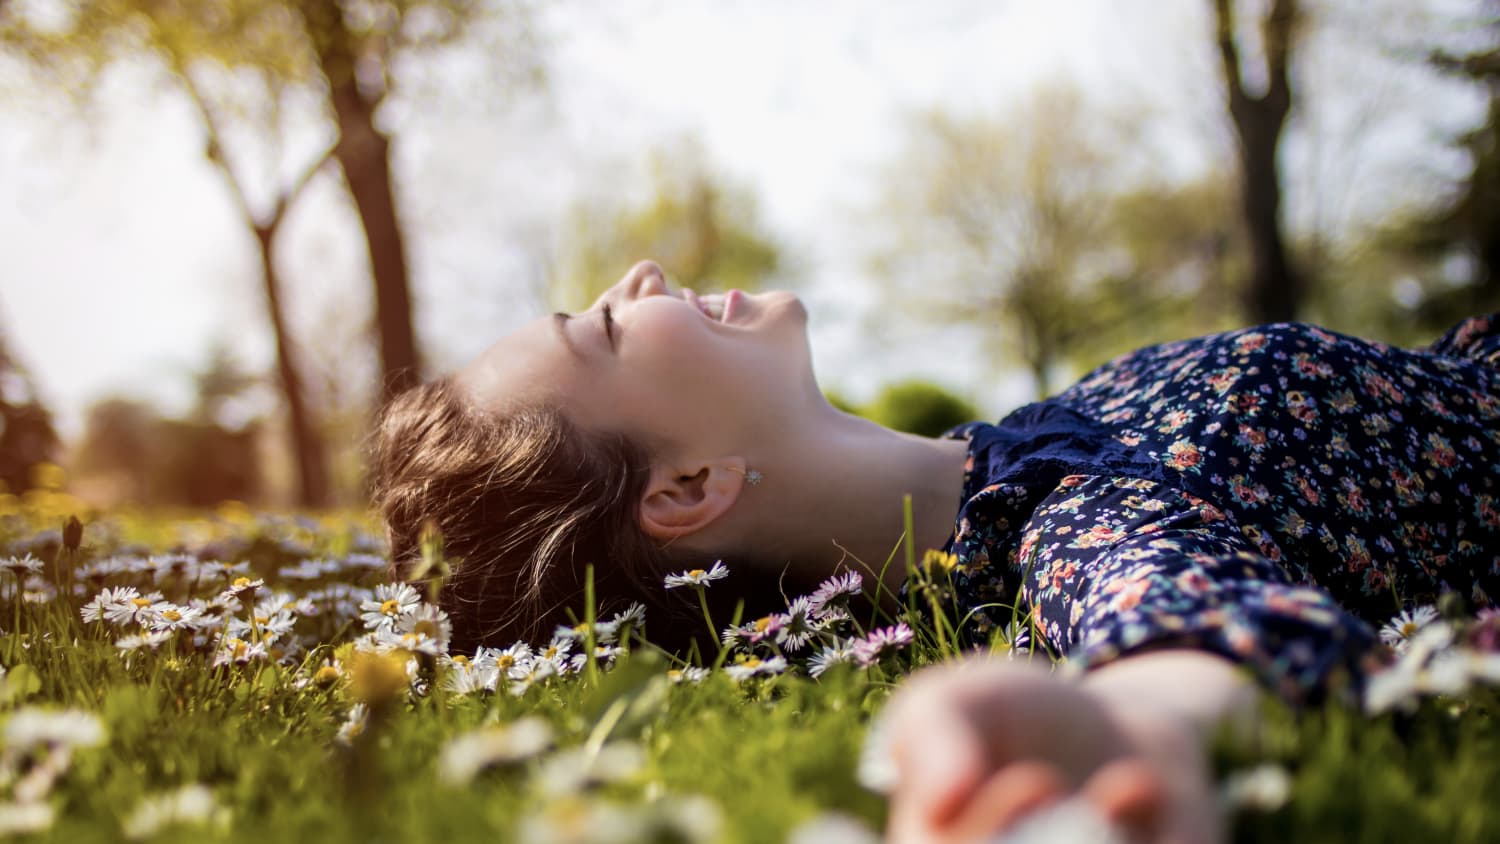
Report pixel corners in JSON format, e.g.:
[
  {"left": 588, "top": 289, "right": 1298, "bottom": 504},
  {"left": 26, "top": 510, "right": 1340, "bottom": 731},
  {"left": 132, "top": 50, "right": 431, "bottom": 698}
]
[{"left": 696, "top": 294, "right": 725, "bottom": 322}]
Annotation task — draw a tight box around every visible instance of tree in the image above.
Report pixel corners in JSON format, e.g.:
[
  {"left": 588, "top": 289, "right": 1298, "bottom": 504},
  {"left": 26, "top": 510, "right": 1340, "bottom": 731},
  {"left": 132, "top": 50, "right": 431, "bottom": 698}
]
[
  {"left": 1, "top": 0, "right": 538, "bottom": 500},
  {"left": 0, "top": 324, "right": 59, "bottom": 496},
  {"left": 872, "top": 84, "right": 1166, "bottom": 398},
  {"left": 549, "top": 146, "right": 783, "bottom": 310},
  {"left": 1386, "top": 38, "right": 1500, "bottom": 333},
  {"left": 1212, "top": 0, "right": 1306, "bottom": 323}
]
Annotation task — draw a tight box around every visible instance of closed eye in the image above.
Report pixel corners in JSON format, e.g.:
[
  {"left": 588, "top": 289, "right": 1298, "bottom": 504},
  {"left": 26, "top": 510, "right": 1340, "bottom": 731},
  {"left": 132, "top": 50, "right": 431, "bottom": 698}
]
[{"left": 601, "top": 303, "right": 615, "bottom": 350}]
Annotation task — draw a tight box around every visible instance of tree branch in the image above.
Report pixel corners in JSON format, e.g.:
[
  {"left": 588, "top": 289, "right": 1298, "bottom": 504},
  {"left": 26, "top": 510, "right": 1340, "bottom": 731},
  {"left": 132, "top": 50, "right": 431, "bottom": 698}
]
[
  {"left": 270, "top": 142, "right": 337, "bottom": 229},
  {"left": 1262, "top": 0, "right": 1297, "bottom": 116},
  {"left": 167, "top": 49, "right": 259, "bottom": 228},
  {"left": 1212, "top": 0, "right": 1248, "bottom": 116}
]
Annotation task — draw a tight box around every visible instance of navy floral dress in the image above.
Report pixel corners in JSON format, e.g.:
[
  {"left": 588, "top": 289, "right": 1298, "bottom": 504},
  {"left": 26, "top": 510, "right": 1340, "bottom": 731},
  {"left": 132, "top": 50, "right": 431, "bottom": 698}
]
[{"left": 924, "top": 315, "right": 1500, "bottom": 704}]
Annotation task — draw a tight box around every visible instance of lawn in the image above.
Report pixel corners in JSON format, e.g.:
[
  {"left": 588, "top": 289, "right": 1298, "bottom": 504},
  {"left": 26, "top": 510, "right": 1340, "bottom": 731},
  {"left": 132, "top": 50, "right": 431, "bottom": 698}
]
[{"left": 0, "top": 496, "right": 1496, "bottom": 843}]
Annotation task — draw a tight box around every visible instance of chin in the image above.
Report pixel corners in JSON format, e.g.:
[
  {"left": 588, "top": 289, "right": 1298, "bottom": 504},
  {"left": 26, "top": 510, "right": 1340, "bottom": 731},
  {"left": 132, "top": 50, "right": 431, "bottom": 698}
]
[{"left": 760, "top": 290, "right": 807, "bottom": 324}]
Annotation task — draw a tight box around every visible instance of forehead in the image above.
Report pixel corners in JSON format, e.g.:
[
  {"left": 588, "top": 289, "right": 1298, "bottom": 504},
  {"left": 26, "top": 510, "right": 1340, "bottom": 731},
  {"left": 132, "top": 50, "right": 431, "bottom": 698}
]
[{"left": 453, "top": 315, "right": 574, "bottom": 413}]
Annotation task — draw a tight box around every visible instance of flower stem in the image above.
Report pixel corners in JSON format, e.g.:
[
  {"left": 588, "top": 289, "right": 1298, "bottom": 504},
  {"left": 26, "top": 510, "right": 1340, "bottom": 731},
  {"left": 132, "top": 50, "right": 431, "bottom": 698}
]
[{"left": 696, "top": 586, "right": 717, "bottom": 648}]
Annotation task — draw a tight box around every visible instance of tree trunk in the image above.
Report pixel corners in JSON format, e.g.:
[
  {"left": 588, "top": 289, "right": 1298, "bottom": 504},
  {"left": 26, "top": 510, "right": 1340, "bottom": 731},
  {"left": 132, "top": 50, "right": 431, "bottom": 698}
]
[
  {"left": 1237, "top": 112, "right": 1300, "bottom": 323},
  {"left": 313, "top": 37, "right": 422, "bottom": 404},
  {"left": 255, "top": 224, "right": 331, "bottom": 508},
  {"left": 1213, "top": 0, "right": 1304, "bottom": 324}
]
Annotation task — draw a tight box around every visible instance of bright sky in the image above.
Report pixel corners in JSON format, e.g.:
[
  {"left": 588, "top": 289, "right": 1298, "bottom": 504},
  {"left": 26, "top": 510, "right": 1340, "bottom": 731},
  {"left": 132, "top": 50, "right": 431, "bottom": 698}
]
[{"left": 0, "top": 0, "right": 1484, "bottom": 439}]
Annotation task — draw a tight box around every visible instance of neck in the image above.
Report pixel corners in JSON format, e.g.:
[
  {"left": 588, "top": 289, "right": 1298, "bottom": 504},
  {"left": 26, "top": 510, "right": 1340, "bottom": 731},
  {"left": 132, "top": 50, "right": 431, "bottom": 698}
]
[{"left": 740, "top": 408, "right": 971, "bottom": 607}]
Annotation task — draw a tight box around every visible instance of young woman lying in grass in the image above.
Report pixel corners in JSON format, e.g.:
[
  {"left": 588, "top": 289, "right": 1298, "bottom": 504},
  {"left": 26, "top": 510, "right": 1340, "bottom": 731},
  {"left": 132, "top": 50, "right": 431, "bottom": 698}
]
[{"left": 370, "top": 259, "right": 1500, "bottom": 843}]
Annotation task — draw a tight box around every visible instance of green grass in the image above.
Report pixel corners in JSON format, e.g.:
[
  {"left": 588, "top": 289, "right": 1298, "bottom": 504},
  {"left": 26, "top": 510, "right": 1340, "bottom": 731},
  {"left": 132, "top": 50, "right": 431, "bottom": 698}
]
[{"left": 0, "top": 504, "right": 1496, "bottom": 843}]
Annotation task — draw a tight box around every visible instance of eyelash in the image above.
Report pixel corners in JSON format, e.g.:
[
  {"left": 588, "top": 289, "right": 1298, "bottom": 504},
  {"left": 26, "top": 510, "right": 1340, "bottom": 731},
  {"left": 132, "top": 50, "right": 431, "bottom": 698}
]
[{"left": 602, "top": 303, "right": 615, "bottom": 345}]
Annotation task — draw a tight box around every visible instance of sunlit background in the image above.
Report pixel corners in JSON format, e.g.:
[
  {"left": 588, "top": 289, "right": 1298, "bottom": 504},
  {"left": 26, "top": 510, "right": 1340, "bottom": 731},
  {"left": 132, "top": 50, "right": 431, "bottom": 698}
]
[{"left": 0, "top": 0, "right": 1496, "bottom": 510}]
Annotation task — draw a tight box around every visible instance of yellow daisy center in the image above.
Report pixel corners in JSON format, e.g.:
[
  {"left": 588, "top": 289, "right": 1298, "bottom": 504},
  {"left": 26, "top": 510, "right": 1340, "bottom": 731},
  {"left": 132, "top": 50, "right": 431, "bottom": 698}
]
[
  {"left": 380, "top": 599, "right": 400, "bottom": 616},
  {"left": 1401, "top": 621, "right": 1419, "bottom": 637},
  {"left": 451, "top": 654, "right": 469, "bottom": 666},
  {"left": 743, "top": 657, "right": 762, "bottom": 669},
  {"left": 254, "top": 615, "right": 269, "bottom": 625},
  {"left": 313, "top": 665, "right": 341, "bottom": 686},
  {"left": 232, "top": 576, "right": 253, "bottom": 589},
  {"left": 754, "top": 616, "right": 774, "bottom": 634},
  {"left": 687, "top": 569, "right": 705, "bottom": 579},
  {"left": 161, "top": 609, "right": 181, "bottom": 622},
  {"left": 496, "top": 655, "right": 515, "bottom": 669},
  {"left": 131, "top": 598, "right": 151, "bottom": 609},
  {"left": 413, "top": 619, "right": 440, "bottom": 638}
]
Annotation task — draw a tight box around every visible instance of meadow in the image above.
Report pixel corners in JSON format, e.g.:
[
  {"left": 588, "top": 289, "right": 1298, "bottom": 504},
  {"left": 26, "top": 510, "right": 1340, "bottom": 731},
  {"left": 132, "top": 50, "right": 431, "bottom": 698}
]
[{"left": 0, "top": 492, "right": 1497, "bottom": 844}]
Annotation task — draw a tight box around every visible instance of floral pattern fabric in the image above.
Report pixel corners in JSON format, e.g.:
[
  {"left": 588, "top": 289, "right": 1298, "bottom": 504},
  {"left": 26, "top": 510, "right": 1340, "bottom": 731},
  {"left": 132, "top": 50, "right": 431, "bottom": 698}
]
[{"left": 927, "top": 314, "right": 1500, "bottom": 704}]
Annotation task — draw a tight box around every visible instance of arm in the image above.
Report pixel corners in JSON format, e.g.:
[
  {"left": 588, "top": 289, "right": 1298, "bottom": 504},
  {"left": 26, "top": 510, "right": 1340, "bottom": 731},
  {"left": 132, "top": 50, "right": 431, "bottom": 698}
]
[{"left": 1082, "top": 647, "right": 1262, "bottom": 746}]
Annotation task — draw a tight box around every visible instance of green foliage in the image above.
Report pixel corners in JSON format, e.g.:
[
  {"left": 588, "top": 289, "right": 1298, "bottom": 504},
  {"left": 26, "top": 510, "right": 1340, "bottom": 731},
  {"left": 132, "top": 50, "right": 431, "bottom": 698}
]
[
  {"left": 0, "top": 508, "right": 1497, "bottom": 841},
  {"left": 861, "top": 380, "right": 979, "bottom": 438},
  {"left": 551, "top": 143, "right": 784, "bottom": 310},
  {"left": 870, "top": 83, "right": 1236, "bottom": 399}
]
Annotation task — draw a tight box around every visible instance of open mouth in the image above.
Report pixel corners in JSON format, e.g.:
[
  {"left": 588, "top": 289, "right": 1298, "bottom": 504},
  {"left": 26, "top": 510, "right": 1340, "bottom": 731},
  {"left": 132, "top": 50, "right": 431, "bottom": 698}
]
[{"left": 681, "top": 288, "right": 737, "bottom": 323}]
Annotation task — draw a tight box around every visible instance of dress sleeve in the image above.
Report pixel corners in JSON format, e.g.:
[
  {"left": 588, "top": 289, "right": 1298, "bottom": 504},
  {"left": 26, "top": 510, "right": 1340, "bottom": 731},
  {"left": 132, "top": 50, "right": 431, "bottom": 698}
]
[{"left": 1013, "top": 475, "right": 1379, "bottom": 705}]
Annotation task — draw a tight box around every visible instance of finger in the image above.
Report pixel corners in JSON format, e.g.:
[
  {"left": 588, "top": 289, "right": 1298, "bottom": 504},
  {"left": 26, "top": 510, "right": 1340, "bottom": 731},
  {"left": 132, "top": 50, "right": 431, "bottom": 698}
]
[
  {"left": 942, "top": 760, "right": 1068, "bottom": 842},
  {"left": 891, "top": 704, "right": 988, "bottom": 826},
  {"left": 1081, "top": 758, "right": 1167, "bottom": 841}
]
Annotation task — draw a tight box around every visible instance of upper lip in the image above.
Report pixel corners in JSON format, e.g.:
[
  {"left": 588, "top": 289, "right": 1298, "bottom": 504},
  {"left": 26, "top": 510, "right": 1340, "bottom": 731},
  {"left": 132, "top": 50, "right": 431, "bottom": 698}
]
[{"left": 679, "top": 288, "right": 727, "bottom": 323}]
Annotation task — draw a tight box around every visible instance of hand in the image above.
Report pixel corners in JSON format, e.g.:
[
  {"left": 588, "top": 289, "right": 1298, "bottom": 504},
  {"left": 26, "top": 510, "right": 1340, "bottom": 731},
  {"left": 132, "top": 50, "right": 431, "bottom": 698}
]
[{"left": 879, "top": 657, "right": 1225, "bottom": 844}]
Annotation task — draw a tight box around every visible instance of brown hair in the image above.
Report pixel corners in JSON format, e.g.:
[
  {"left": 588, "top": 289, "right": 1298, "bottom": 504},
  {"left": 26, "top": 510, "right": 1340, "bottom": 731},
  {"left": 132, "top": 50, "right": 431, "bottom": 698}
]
[{"left": 368, "top": 376, "right": 683, "bottom": 652}]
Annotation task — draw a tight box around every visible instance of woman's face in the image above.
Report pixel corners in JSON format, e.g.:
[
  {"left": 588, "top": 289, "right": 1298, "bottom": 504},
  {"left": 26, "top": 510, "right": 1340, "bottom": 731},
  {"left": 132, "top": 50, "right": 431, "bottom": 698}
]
[{"left": 457, "top": 261, "right": 818, "bottom": 459}]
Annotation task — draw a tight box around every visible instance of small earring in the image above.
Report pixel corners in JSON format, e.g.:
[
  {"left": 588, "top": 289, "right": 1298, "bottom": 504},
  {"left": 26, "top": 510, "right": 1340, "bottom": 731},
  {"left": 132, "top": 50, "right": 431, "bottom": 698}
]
[{"left": 729, "top": 466, "right": 764, "bottom": 486}]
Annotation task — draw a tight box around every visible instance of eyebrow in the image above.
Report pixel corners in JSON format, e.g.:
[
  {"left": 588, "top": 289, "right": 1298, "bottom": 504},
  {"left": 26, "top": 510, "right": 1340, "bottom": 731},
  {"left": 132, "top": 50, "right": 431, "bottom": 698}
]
[{"left": 552, "top": 312, "right": 582, "bottom": 359}]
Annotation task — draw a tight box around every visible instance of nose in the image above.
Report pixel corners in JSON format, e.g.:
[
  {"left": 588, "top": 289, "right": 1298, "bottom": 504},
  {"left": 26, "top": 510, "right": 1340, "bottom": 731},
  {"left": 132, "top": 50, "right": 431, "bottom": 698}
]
[{"left": 625, "top": 260, "right": 668, "bottom": 299}]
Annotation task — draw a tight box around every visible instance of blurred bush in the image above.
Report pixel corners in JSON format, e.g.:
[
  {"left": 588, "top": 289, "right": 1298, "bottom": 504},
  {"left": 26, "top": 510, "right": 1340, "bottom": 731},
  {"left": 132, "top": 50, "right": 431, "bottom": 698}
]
[
  {"left": 861, "top": 380, "right": 980, "bottom": 438},
  {"left": 0, "top": 330, "right": 60, "bottom": 496},
  {"left": 72, "top": 398, "right": 261, "bottom": 508}
]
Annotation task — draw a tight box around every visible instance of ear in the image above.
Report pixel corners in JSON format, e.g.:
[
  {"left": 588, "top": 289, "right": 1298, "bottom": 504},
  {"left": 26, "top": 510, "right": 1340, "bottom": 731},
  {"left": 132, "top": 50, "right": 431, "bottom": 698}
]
[{"left": 638, "top": 457, "right": 749, "bottom": 541}]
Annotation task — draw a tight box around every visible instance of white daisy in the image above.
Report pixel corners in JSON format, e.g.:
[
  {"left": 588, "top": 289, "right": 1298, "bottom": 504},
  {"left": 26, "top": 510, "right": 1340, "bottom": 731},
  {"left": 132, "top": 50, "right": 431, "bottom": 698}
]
[
  {"left": 808, "top": 571, "right": 864, "bottom": 615},
  {"left": 211, "top": 636, "right": 268, "bottom": 667},
  {"left": 553, "top": 620, "right": 614, "bottom": 645},
  {"left": 663, "top": 560, "right": 730, "bottom": 589},
  {"left": 1379, "top": 605, "right": 1440, "bottom": 652},
  {"left": 531, "top": 636, "right": 574, "bottom": 672},
  {"left": 0, "top": 555, "right": 43, "bottom": 576},
  {"left": 80, "top": 586, "right": 139, "bottom": 624},
  {"left": 779, "top": 596, "right": 819, "bottom": 652},
  {"left": 147, "top": 603, "right": 204, "bottom": 632},
  {"left": 103, "top": 592, "right": 166, "bottom": 627},
  {"left": 221, "top": 576, "right": 264, "bottom": 600},
  {"left": 3, "top": 708, "right": 106, "bottom": 751},
  {"left": 723, "top": 655, "right": 789, "bottom": 682},
  {"left": 567, "top": 645, "right": 624, "bottom": 673},
  {"left": 358, "top": 583, "right": 422, "bottom": 631},
  {"left": 508, "top": 659, "right": 558, "bottom": 697},
  {"left": 121, "top": 784, "right": 227, "bottom": 840},
  {"left": 436, "top": 717, "right": 554, "bottom": 785},
  {"left": 609, "top": 601, "right": 647, "bottom": 632},
  {"left": 442, "top": 657, "right": 499, "bottom": 696},
  {"left": 808, "top": 643, "right": 856, "bottom": 678},
  {"left": 336, "top": 704, "right": 370, "bottom": 746},
  {"left": 0, "top": 802, "right": 55, "bottom": 835},
  {"left": 722, "top": 614, "right": 785, "bottom": 649},
  {"left": 853, "top": 623, "right": 914, "bottom": 667},
  {"left": 116, "top": 630, "right": 174, "bottom": 652},
  {"left": 395, "top": 603, "right": 452, "bottom": 654},
  {"left": 667, "top": 666, "right": 710, "bottom": 684},
  {"left": 474, "top": 642, "right": 533, "bottom": 680}
]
